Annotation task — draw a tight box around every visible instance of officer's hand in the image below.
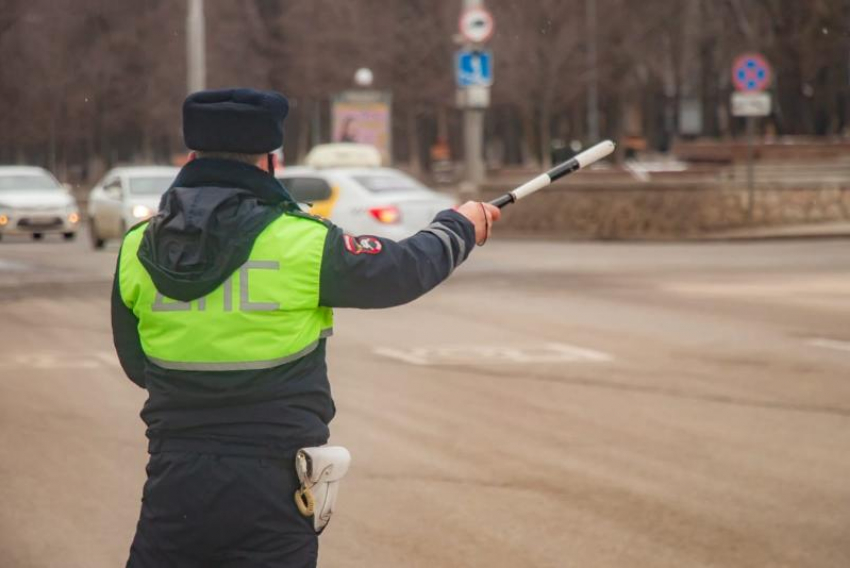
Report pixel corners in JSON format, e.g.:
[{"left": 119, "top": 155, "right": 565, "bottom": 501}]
[{"left": 456, "top": 201, "right": 501, "bottom": 245}]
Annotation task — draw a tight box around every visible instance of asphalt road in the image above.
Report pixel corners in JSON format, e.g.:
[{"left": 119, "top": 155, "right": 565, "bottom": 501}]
[{"left": 1, "top": 230, "right": 848, "bottom": 567}]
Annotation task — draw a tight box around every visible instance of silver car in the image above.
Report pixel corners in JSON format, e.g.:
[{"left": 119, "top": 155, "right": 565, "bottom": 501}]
[
  {"left": 87, "top": 166, "right": 179, "bottom": 249},
  {"left": 0, "top": 166, "right": 81, "bottom": 241}
]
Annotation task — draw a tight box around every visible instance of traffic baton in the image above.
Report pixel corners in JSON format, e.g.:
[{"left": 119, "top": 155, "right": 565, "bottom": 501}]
[{"left": 489, "top": 140, "right": 616, "bottom": 208}]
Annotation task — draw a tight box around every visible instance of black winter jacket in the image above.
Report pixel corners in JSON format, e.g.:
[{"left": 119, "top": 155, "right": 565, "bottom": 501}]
[{"left": 111, "top": 158, "right": 476, "bottom": 455}]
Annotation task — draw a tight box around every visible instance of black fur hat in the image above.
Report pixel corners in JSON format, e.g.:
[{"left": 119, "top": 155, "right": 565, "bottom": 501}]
[{"left": 182, "top": 88, "right": 289, "bottom": 154}]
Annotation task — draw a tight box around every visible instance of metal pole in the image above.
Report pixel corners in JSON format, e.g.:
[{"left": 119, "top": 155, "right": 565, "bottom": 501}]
[
  {"left": 464, "top": 109, "right": 485, "bottom": 185},
  {"left": 586, "top": 0, "right": 600, "bottom": 142},
  {"left": 187, "top": 0, "right": 206, "bottom": 93},
  {"left": 746, "top": 116, "right": 755, "bottom": 220},
  {"left": 462, "top": 0, "right": 485, "bottom": 190}
]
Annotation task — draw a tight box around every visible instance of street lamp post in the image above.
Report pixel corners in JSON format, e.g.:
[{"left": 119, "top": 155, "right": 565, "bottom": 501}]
[
  {"left": 586, "top": 0, "right": 600, "bottom": 143},
  {"left": 187, "top": 0, "right": 206, "bottom": 93}
]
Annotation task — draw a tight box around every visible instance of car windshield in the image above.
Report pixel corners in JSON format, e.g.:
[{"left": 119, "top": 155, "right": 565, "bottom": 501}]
[
  {"left": 129, "top": 175, "right": 175, "bottom": 195},
  {"left": 351, "top": 173, "right": 430, "bottom": 194},
  {"left": 0, "top": 174, "right": 61, "bottom": 191}
]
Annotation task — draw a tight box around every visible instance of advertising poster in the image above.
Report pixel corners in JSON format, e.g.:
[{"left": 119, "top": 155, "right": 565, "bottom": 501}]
[{"left": 331, "top": 90, "right": 392, "bottom": 164}]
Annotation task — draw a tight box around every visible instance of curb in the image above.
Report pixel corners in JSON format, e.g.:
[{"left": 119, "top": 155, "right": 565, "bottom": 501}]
[{"left": 700, "top": 227, "right": 850, "bottom": 242}]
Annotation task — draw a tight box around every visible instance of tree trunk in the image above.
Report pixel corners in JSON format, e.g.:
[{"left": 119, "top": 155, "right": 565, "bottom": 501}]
[
  {"left": 141, "top": 122, "right": 154, "bottom": 163},
  {"left": 47, "top": 114, "right": 57, "bottom": 173},
  {"left": 436, "top": 105, "right": 447, "bottom": 141},
  {"left": 312, "top": 99, "right": 322, "bottom": 147},
  {"left": 538, "top": 104, "right": 552, "bottom": 169},
  {"left": 521, "top": 108, "right": 538, "bottom": 168},
  {"left": 406, "top": 107, "right": 422, "bottom": 175}
]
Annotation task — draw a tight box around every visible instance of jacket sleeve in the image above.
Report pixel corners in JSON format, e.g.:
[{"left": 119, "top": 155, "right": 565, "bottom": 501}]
[
  {"left": 319, "top": 209, "right": 477, "bottom": 308},
  {"left": 111, "top": 253, "right": 147, "bottom": 388}
]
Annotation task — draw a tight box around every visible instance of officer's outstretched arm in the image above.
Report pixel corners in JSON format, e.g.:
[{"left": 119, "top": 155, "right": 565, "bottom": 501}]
[
  {"left": 111, "top": 254, "right": 146, "bottom": 388},
  {"left": 319, "top": 209, "right": 476, "bottom": 308}
]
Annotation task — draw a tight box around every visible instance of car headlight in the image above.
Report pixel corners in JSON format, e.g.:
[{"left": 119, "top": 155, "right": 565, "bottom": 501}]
[{"left": 132, "top": 205, "right": 153, "bottom": 219}]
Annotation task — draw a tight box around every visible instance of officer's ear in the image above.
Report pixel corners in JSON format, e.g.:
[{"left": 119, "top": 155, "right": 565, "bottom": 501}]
[
  {"left": 187, "top": 151, "right": 198, "bottom": 162},
  {"left": 262, "top": 153, "right": 280, "bottom": 176}
]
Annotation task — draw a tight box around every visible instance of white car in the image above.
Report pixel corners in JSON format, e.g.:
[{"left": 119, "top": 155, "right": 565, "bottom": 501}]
[
  {"left": 277, "top": 165, "right": 456, "bottom": 240},
  {"left": 87, "top": 166, "right": 179, "bottom": 249},
  {"left": 0, "top": 166, "right": 80, "bottom": 241}
]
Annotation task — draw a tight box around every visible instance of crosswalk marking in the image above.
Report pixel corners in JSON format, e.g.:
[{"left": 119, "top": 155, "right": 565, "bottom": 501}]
[
  {"left": 374, "top": 342, "right": 613, "bottom": 366},
  {"left": 808, "top": 338, "right": 850, "bottom": 354}
]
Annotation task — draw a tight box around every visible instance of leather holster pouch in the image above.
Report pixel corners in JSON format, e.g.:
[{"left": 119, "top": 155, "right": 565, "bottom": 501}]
[{"left": 293, "top": 446, "right": 351, "bottom": 533}]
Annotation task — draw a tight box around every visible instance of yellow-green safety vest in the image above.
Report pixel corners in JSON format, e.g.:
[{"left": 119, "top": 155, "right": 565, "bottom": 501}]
[{"left": 118, "top": 212, "right": 333, "bottom": 371}]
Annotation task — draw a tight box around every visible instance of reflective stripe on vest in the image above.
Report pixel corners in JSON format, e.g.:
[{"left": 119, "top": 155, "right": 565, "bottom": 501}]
[{"left": 118, "top": 213, "right": 333, "bottom": 371}]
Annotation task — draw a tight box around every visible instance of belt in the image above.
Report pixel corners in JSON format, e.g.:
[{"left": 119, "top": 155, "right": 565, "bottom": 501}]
[{"left": 148, "top": 436, "right": 326, "bottom": 458}]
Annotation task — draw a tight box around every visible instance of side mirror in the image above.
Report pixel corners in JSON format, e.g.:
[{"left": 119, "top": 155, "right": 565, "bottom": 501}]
[{"left": 104, "top": 181, "right": 123, "bottom": 200}]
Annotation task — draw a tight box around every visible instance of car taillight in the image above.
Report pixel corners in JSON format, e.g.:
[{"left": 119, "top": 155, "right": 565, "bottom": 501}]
[{"left": 368, "top": 206, "right": 401, "bottom": 224}]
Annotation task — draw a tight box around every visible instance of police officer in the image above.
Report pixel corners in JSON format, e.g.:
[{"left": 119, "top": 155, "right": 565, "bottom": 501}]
[{"left": 112, "top": 88, "right": 500, "bottom": 568}]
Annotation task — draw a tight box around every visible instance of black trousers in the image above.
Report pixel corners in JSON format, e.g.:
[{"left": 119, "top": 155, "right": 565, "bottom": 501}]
[{"left": 127, "top": 452, "right": 318, "bottom": 568}]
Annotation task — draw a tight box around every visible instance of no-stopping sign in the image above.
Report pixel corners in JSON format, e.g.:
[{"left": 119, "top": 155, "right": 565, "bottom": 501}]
[
  {"left": 459, "top": 7, "right": 494, "bottom": 43},
  {"left": 732, "top": 53, "right": 772, "bottom": 92}
]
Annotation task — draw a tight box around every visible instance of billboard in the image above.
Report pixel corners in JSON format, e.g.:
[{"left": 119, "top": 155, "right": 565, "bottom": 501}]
[{"left": 331, "top": 90, "right": 392, "bottom": 164}]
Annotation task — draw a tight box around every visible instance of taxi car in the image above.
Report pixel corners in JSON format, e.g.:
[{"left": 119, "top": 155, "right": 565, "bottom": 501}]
[{"left": 278, "top": 144, "right": 456, "bottom": 239}]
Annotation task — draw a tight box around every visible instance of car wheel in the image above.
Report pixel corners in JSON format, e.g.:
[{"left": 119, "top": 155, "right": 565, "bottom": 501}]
[
  {"left": 63, "top": 232, "right": 76, "bottom": 241},
  {"left": 32, "top": 232, "right": 43, "bottom": 241},
  {"left": 89, "top": 219, "right": 106, "bottom": 250}
]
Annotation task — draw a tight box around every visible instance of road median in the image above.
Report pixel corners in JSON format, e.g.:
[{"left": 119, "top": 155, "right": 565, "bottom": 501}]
[{"left": 478, "top": 178, "right": 850, "bottom": 241}]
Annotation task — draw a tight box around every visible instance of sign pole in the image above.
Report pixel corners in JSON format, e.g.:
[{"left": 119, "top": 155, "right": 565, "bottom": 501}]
[
  {"left": 746, "top": 116, "right": 755, "bottom": 219},
  {"left": 458, "top": 0, "right": 493, "bottom": 193},
  {"left": 730, "top": 53, "right": 772, "bottom": 222},
  {"left": 464, "top": 107, "right": 485, "bottom": 188}
]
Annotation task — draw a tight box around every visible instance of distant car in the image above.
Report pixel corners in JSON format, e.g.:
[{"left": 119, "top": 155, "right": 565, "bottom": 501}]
[
  {"left": 87, "top": 166, "right": 179, "bottom": 249},
  {"left": 0, "top": 166, "right": 80, "bottom": 241},
  {"left": 303, "top": 143, "right": 383, "bottom": 169},
  {"left": 279, "top": 145, "right": 456, "bottom": 239},
  {"left": 278, "top": 166, "right": 457, "bottom": 239}
]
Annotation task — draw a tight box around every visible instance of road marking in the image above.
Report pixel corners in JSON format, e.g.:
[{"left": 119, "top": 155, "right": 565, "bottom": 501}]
[
  {"left": 667, "top": 277, "right": 850, "bottom": 298},
  {"left": 374, "top": 342, "right": 613, "bottom": 366},
  {"left": 4, "top": 351, "right": 121, "bottom": 370},
  {"left": 0, "top": 259, "right": 29, "bottom": 272},
  {"left": 808, "top": 338, "right": 850, "bottom": 354},
  {"left": 93, "top": 351, "right": 121, "bottom": 367},
  {"left": 7, "top": 352, "right": 102, "bottom": 369}
]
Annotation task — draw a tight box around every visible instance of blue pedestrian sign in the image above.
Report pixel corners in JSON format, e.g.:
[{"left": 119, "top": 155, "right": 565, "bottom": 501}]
[{"left": 456, "top": 50, "right": 493, "bottom": 87}]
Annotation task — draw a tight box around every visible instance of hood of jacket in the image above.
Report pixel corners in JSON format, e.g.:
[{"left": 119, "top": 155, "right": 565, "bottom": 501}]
[{"left": 137, "top": 158, "right": 296, "bottom": 302}]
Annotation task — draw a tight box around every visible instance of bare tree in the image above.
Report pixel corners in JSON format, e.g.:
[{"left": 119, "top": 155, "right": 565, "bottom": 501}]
[{"left": 0, "top": 0, "right": 847, "bottom": 181}]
